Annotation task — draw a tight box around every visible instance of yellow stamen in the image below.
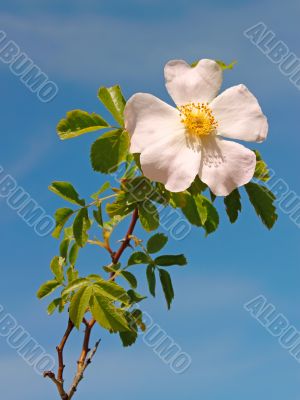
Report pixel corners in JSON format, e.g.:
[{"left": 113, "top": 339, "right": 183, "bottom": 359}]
[{"left": 179, "top": 102, "right": 218, "bottom": 137}]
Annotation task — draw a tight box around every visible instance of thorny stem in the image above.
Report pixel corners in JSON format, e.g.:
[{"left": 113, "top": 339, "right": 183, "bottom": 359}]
[
  {"left": 45, "top": 207, "right": 139, "bottom": 399},
  {"left": 57, "top": 319, "right": 74, "bottom": 382}
]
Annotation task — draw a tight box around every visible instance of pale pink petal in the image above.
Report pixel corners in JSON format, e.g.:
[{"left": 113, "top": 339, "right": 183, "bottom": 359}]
[
  {"left": 140, "top": 133, "right": 201, "bottom": 193},
  {"left": 124, "top": 93, "right": 180, "bottom": 153},
  {"left": 164, "top": 59, "right": 223, "bottom": 106},
  {"left": 199, "top": 137, "right": 256, "bottom": 196},
  {"left": 210, "top": 84, "right": 268, "bottom": 142}
]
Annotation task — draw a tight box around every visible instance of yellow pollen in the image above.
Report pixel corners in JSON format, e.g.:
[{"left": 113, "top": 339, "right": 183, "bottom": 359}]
[{"left": 179, "top": 102, "right": 218, "bottom": 137}]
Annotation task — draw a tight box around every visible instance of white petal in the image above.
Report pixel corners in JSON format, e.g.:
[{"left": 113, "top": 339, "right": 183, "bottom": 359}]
[
  {"left": 164, "top": 59, "right": 223, "bottom": 106},
  {"left": 199, "top": 137, "right": 256, "bottom": 196},
  {"left": 140, "top": 132, "right": 201, "bottom": 193},
  {"left": 210, "top": 84, "right": 268, "bottom": 142},
  {"left": 124, "top": 93, "right": 180, "bottom": 153}
]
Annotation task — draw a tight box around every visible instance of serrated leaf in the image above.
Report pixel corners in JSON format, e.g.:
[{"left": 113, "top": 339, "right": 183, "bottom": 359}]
[
  {"left": 254, "top": 150, "right": 270, "bottom": 182},
  {"left": 91, "top": 181, "right": 110, "bottom": 200},
  {"left": 194, "top": 195, "right": 208, "bottom": 225},
  {"left": 50, "top": 256, "right": 64, "bottom": 282},
  {"left": 90, "top": 293, "right": 130, "bottom": 332},
  {"left": 62, "top": 278, "right": 88, "bottom": 296},
  {"left": 37, "top": 280, "right": 61, "bottom": 299},
  {"left": 127, "top": 251, "right": 149, "bottom": 266},
  {"left": 127, "top": 289, "right": 147, "bottom": 304},
  {"left": 66, "top": 266, "right": 79, "bottom": 283},
  {"left": 59, "top": 238, "right": 70, "bottom": 260},
  {"left": 138, "top": 200, "right": 159, "bottom": 232},
  {"left": 147, "top": 233, "right": 168, "bottom": 254},
  {"left": 73, "top": 208, "right": 91, "bottom": 247},
  {"left": 52, "top": 208, "right": 74, "bottom": 239},
  {"left": 119, "top": 326, "right": 138, "bottom": 347},
  {"left": 224, "top": 189, "right": 242, "bottom": 223},
  {"left": 92, "top": 279, "right": 131, "bottom": 305},
  {"left": 245, "top": 182, "right": 278, "bottom": 229},
  {"left": 91, "top": 129, "right": 130, "bottom": 173},
  {"left": 106, "top": 194, "right": 135, "bottom": 218},
  {"left": 69, "top": 286, "right": 92, "bottom": 329},
  {"left": 98, "top": 85, "right": 126, "bottom": 127},
  {"left": 191, "top": 59, "right": 236, "bottom": 70},
  {"left": 57, "top": 110, "right": 109, "bottom": 140},
  {"left": 49, "top": 182, "right": 85, "bottom": 206},
  {"left": 215, "top": 59, "right": 237, "bottom": 70},
  {"left": 200, "top": 195, "right": 219, "bottom": 234},
  {"left": 155, "top": 254, "right": 187, "bottom": 267},
  {"left": 159, "top": 269, "right": 174, "bottom": 309},
  {"left": 121, "top": 176, "right": 153, "bottom": 203},
  {"left": 120, "top": 271, "right": 137, "bottom": 288},
  {"left": 146, "top": 264, "right": 156, "bottom": 297},
  {"left": 47, "top": 298, "right": 61, "bottom": 315},
  {"left": 93, "top": 205, "right": 103, "bottom": 227},
  {"left": 69, "top": 242, "right": 79, "bottom": 266},
  {"left": 119, "top": 310, "right": 141, "bottom": 347}
]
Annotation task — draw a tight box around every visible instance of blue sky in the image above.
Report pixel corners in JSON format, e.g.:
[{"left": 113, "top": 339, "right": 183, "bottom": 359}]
[{"left": 1, "top": 0, "right": 300, "bottom": 399}]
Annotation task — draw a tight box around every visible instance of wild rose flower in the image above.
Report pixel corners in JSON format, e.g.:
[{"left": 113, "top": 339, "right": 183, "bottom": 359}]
[{"left": 124, "top": 59, "right": 268, "bottom": 196}]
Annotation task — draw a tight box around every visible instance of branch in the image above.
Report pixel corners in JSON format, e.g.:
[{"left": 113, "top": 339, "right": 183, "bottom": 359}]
[
  {"left": 112, "top": 207, "right": 139, "bottom": 264},
  {"left": 77, "top": 318, "right": 96, "bottom": 371},
  {"left": 45, "top": 208, "right": 139, "bottom": 399},
  {"left": 43, "top": 371, "right": 68, "bottom": 400},
  {"left": 68, "top": 339, "right": 101, "bottom": 400},
  {"left": 44, "top": 318, "right": 74, "bottom": 399},
  {"left": 57, "top": 319, "right": 74, "bottom": 382}
]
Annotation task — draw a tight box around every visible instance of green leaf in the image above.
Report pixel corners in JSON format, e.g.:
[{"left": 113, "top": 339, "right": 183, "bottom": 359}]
[
  {"left": 92, "top": 279, "right": 131, "bottom": 305},
  {"left": 90, "top": 292, "right": 130, "bottom": 332},
  {"left": 106, "top": 194, "right": 135, "bottom": 218},
  {"left": 194, "top": 195, "right": 208, "bottom": 225},
  {"left": 224, "top": 189, "right": 242, "bottom": 223},
  {"left": 159, "top": 269, "right": 174, "bottom": 309},
  {"left": 245, "top": 182, "right": 278, "bottom": 229},
  {"left": 146, "top": 264, "right": 156, "bottom": 297},
  {"left": 215, "top": 59, "right": 237, "bottom": 70},
  {"left": 49, "top": 182, "right": 85, "bottom": 206},
  {"left": 91, "top": 181, "right": 110, "bottom": 200},
  {"left": 138, "top": 200, "right": 159, "bottom": 232},
  {"left": 37, "top": 280, "right": 61, "bottom": 299},
  {"left": 66, "top": 266, "right": 79, "bottom": 283},
  {"left": 155, "top": 254, "right": 187, "bottom": 267},
  {"left": 254, "top": 150, "right": 270, "bottom": 182},
  {"left": 62, "top": 278, "right": 88, "bottom": 296},
  {"left": 119, "top": 324, "right": 138, "bottom": 347},
  {"left": 69, "top": 286, "right": 92, "bottom": 329},
  {"left": 73, "top": 208, "right": 91, "bottom": 247},
  {"left": 188, "top": 176, "right": 207, "bottom": 195},
  {"left": 120, "top": 271, "right": 137, "bottom": 288},
  {"left": 91, "top": 129, "right": 130, "bottom": 173},
  {"left": 52, "top": 208, "right": 74, "bottom": 239},
  {"left": 127, "top": 251, "right": 149, "bottom": 266},
  {"left": 119, "top": 309, "right": 144, "bottom": 347},
  {"left": 147, "top": 233, "right": 168, "bottom": 254},
  {"left": 50, "top": 256, "right": 64, "bottom": 282},
  {"left": 47, "top": 298, "right": 61, "bottom": 315},
  {"left": 200, "top": 195, "right": 219, "bottom": 234},
  {"left": 57, "top": 110, "right": 109, "bottom": 140},
  {"left": 191, "top": 59, "right": 236, "bottom": 70},
  {"left": 93, "top": 205, "right": 103, "bottom": 227},
  {"left": 121, "top": 176, "right": 153, "bottom": 203},
  {"left": 173, "top": 192, "right": 219, "bottom": 234},
  {"left": 59, "top": 238, "right": 70, "bottom": 260},
  {"left": 127, "top": 289, "right": 147, "bottom": 304},
  {"left": 69, "top": 242, "right": 79, "bottom": 266},
  {"left": 98, "top": 85, "right": 126, "bottom": 127}
]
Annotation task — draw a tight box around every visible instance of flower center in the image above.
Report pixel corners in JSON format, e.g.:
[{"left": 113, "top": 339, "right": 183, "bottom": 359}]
[{"left": 179, "top": 102, "right": 218, "bottom": 137}]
